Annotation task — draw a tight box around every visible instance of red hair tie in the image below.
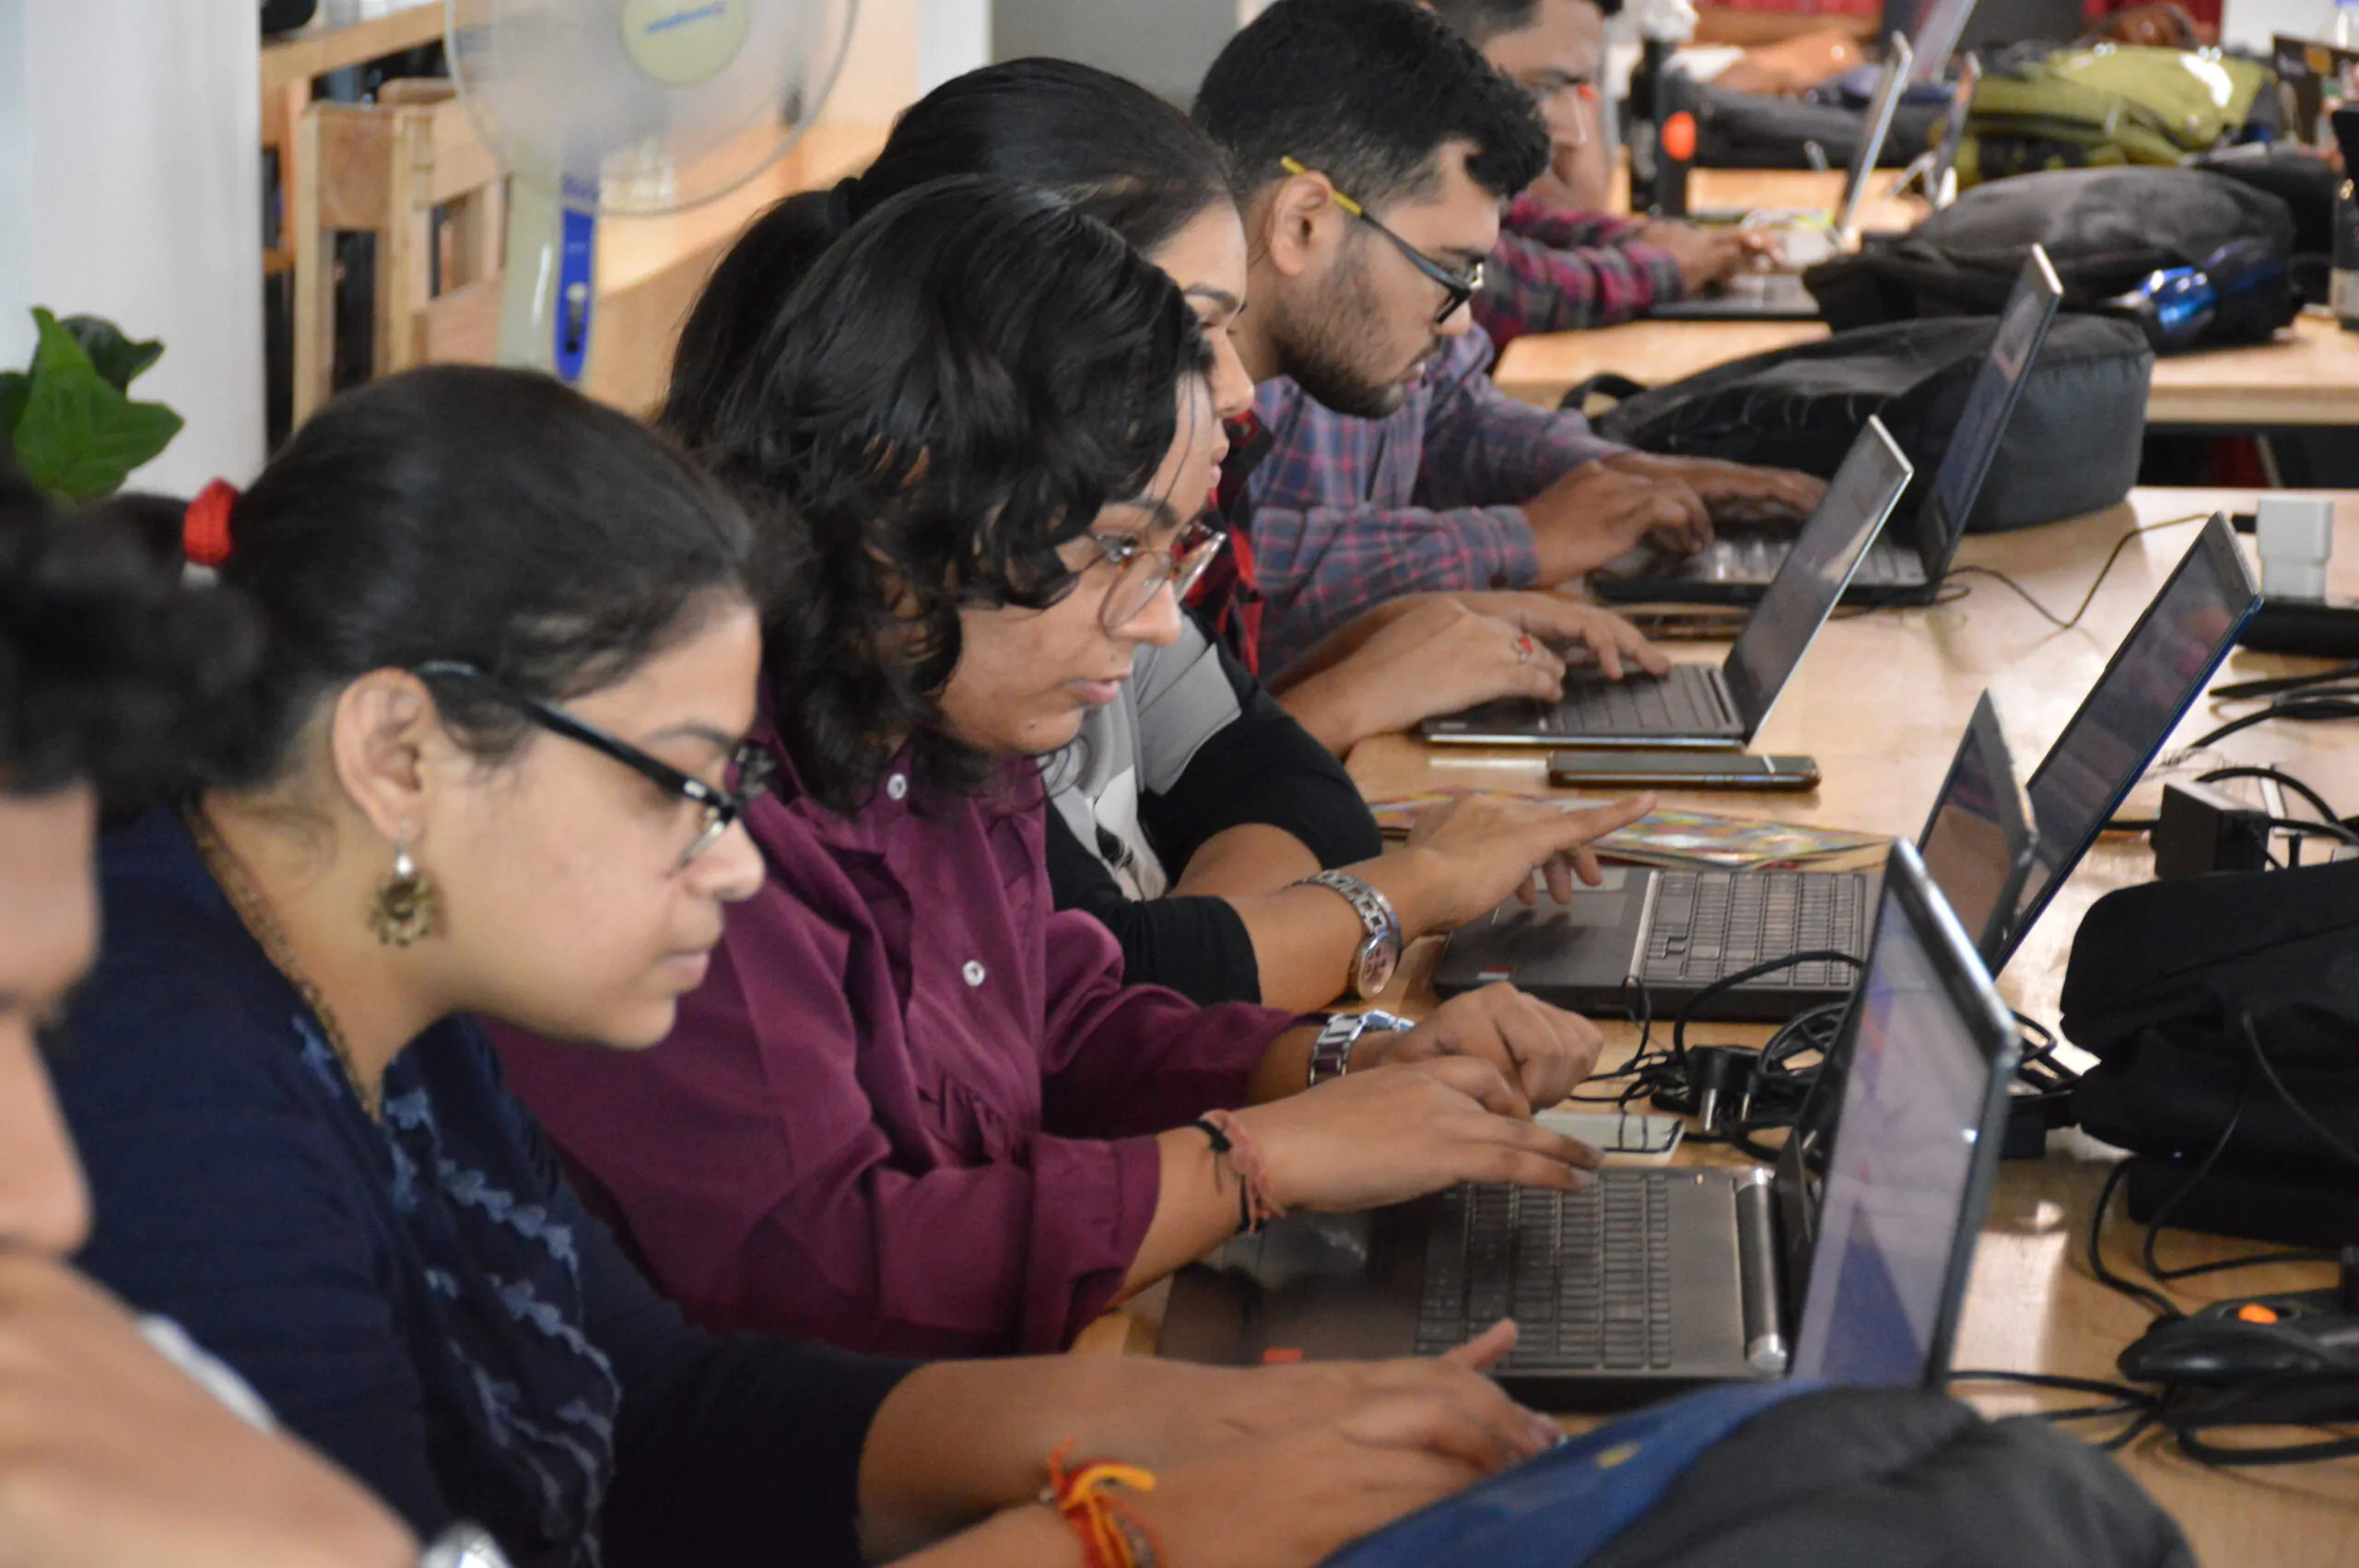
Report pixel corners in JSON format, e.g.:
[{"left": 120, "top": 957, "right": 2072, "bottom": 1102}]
[{"left": 184, "top": 480, "right": 239, "bottom": 568}]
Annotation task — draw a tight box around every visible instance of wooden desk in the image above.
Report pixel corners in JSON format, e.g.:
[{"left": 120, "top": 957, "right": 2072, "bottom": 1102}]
[
  {"left": 1498, "top": 310, "right": 2359, "bottom": 430},
  {"left": 1496, "top": 167, "right": 2359, "bottom": 429},
  {"left": 1103, "top": 488, "right": 2359, "bottom": 1562}
]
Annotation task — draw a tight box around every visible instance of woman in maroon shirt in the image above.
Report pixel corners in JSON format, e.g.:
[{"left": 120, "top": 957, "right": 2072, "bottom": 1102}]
[{"left": 495, "top": 178, "right": 1617, "bottom": 1359}]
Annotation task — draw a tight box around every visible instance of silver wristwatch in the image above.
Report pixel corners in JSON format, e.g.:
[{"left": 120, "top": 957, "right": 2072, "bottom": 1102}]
[
  {"left": 1297, "top": 869, "right": 1403, "bottom": 999},
  {"left": 422, "top": 1526, "right": 511, "bottom": 1568},
  {"left": 1309, "top": 1009, "right": 1411, "bottom": 1088}
]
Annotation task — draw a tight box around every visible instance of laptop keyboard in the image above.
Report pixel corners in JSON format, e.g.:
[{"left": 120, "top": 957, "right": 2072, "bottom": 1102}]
[
  {"left": 1549, "top": 669, "right": 1724, "bottom": 735},
  {"left": 1641, "top": 870, "right": 1865, "bottom": 989},
  {"left": 1414, "top": 1177, "right": 1674, "bottom": 1372}
]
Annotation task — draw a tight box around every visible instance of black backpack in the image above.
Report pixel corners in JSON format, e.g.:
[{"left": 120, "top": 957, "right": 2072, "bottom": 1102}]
[
  {"left": 1691, "top": 79, "right": 1947, "bottom": 170},
  {"left": 1804, "top": 166, "right": 2300, "bottom": 350},
  {"left": 1582, "top": 314, "right": 2152, "bottom": 534}
]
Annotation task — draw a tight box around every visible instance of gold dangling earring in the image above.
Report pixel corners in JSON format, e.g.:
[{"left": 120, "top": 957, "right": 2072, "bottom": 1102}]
[{"left": 368, "top": 837, "right": 440, "bottom": 947}]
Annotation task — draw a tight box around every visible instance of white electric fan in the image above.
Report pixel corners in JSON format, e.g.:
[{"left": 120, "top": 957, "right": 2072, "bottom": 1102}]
[{"left": 445, "top": 0, "right": 860, "bottom": 385}]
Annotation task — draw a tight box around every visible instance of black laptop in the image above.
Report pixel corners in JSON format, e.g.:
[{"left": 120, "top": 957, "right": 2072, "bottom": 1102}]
[
  {"left": 1421, "top": 418, "right": 1912, "bottom": 750},
  {"left": 1430, "top": 514, "right": 2261, "bottom": 1024},
  {"left": 2001, "top": 512, "right": 2260, "bottom": 966},
  {"left": 1431, "top": 690, "right": 2032, "bottom": 1023},
  {"left": 1654, "top": 37, "right": 1915, "bottom": 323},
  {"left": 1594, "top": 246, "right": 2064, "bottom": 608},
  {"left": 1159, "top": 839, "right": 2020, "bottom": 1410}
]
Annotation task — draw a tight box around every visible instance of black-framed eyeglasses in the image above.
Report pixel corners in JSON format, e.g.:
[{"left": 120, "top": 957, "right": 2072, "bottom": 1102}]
[
  {"left": 413, "top": 661, "right": 775, "bottom": 868},
  {"left": 1281, "top": 156, "right": 1486, "bottom": 326},
  {"left": 1078, "top": 514, "right": 1228, "bottom": 632}
]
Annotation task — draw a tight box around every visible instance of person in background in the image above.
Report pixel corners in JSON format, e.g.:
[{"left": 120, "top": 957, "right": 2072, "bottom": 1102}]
[
  {"left": 48, "top": 367, "right": 1567, "bottom": 1568},
  {"left": 1194, "top": 0, "right": 1825, "bottom": 670},
  {"left": 0, "top": 467, "right": 420, "bottom": 1568},
  {"left": 729, "top": 57, "right": 1663, "bottom": 1010},
  {"left": 1426, "top": 0, "right": 1777, "bottom": 348},
  {"left": 500, "top": 178, "right": 1612, "bottom": 1365}
]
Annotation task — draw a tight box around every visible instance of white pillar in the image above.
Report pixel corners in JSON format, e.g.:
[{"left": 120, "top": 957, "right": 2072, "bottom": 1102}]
[
  {"left": 918, "top": 0, "right": 991, "bottom": 93},
  {"left": 1, "top": 0, "right": 264, "bottom": 494}
]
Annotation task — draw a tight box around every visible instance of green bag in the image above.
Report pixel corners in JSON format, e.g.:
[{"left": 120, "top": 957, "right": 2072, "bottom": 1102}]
[{"left": 1962, "top": 46, "right": 2272, "bottom": 184}]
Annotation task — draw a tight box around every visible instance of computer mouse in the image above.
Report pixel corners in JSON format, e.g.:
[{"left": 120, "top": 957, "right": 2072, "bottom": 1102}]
[{"left": 2118, "top": 1312, "right": 2359, "bottom": 1387}]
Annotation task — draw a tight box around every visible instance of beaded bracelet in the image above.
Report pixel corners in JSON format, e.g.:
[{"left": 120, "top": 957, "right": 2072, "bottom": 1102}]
[{"left": 1046, "top": 1441, "right": 1165, "bottom": 1568}]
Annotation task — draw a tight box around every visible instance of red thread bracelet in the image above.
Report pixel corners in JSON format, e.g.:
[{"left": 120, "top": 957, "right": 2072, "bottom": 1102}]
[{"left": 1192, "top": 1109, "right": 1285, "bottom": 1233}]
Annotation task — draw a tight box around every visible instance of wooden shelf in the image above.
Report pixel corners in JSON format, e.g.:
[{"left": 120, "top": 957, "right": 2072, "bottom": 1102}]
[{"left": 262, "top": 2, "right": 446, "bottom": 94}]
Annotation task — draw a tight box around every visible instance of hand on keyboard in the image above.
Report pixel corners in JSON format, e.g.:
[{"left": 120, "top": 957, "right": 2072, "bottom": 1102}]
[
  {"left": 1606, "top": 451, "right": 1825, "bottom": 528},
  {"left": 1400, "top": 790, "right": 1657, "bottom": 919},
  {"left": 1355, "top": 982, "right": 1609, "bottom": 1113},
  {"left": 1238, "top": 1056, "right": 1602, "bottom": 1213},
  {"left": 1446, "top": 591, "right": 1672, "bottom": 681},
  {"left": 1123, "top": 1330, "right": 1561, "bottom": 1568},
  {"left": 1522, "top": 461, "right": 1712, "bottom": 582}
]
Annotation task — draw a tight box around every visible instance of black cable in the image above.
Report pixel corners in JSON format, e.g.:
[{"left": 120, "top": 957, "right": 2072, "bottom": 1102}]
[
  {"left": 2241, "top": 1011, "right": 2359, "bottom": 1170},
  {"left": 2086, "top": 1161, "right": 2183, "bottom": 1320},
  {"left": 2187, "top": 693, "right": 2359, "bottom": 752},
  {"left": 1941, "top": 514, "right": 2209, "bottom": 634},
  {"left": 1946, "top": 1369, "right": 2161, "bottom": 1450},
  {"left": 2193, "top": 766, "right": 2346, "bottom": 830},
  {"left": 2213, "top": 661, "right": 2359, "bottom": 701}
]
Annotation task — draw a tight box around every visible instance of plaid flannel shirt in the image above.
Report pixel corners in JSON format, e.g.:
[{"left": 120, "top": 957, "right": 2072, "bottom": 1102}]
[
  {"left": 1473, "top": 195, "right": 1691, "bottom": 351},
  {"left": 1245, "top": 322, "right": 1624, "bottom": 674}
]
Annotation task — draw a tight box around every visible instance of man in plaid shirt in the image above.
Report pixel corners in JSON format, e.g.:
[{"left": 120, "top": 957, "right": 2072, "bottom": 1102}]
[
  {"left": 1196, "top": 0, "right": 1822, "bottom": 673},
  {"left": 1441, "top": 0, "right": 1777, "bottom": 349}
]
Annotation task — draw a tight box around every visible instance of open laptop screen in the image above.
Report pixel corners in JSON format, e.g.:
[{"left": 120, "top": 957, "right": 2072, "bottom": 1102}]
[
  {"left": 1790, "top": 845, "right": 2015, "bottom": 1387},
  {"left": 2006, "top": 516, "right": 2258, "bottom": 964},
  {"left": 1902, "top": 0, "right": 1980, "bottom": 80},
  {"left": 1721, "top": 418, "right": 1913, "bottom": 730},
  {"left": 1835, "top": 37, "right": 1916, "bottom": 239},
  {"left": 1909, "top": 248, "right": 2063, "bottom": 571},
  {"left": 1914, "top": 693, "right": 2033, "bottom": 963}
]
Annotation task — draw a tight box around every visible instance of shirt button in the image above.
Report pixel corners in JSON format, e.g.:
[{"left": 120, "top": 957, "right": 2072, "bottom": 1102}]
[
  {"left": 962, "top": 961, "right": 987, "bottom": 988},
  {"left": 886, "top": 773, "right": 909, "bottom": 801}
]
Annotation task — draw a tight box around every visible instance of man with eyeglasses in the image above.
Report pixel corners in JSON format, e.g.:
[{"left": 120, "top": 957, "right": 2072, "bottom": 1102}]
[
  {"left": 1195, "top": 0, "right": 1824, "bottom": 672},
  {"left": 1430, "top": 0, "right": 1778, "bottom": 348}
]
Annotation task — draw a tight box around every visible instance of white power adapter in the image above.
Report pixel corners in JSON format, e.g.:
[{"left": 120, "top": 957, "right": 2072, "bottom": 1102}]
[{"left": 2255, "top": 496, "right": 2337, "bottom": 603}]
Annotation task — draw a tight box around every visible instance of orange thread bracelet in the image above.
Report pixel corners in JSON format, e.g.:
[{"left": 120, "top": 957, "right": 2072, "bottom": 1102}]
[{"left": 1046, "top": 1441, "right": 1165, "bottom": 1568}]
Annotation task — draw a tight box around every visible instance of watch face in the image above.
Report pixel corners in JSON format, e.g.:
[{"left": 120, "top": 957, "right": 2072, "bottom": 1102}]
[{"left": 1357, "top": 937, "right": 1398, "bottom": 998}]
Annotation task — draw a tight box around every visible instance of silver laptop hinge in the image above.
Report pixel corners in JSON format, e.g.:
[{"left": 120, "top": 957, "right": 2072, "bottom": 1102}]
[
  {"left": 1733, "top": 1168, "right": 1789, "bottom": 1375},
  {"left": 1621, "top": 869, "right": 1664, "bottom": 992}
]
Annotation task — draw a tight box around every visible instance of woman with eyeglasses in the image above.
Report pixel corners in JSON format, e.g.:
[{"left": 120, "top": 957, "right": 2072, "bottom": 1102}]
[
  {"left": 655, "top": 58, "right": 1663, "bottom": 1018},
  {"left": 45, "top": 363, "right": 1573, "bottom": 1568},
  {"left": 491, "top": 175, "right": 1612, "bottom": 1364}
]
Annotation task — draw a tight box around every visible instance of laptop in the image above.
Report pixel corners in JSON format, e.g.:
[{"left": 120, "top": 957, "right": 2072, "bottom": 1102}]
[
  {"left": 1159, "top": 839, "right": 2022, "bottom": 1410},
  {"left": 1593, "top": 246, "right": 2063, "bottom": 608},
  {"left": 1432, "top": 690, "right": 2033, "bottom": 1023},
  {"left": 1654, "top": 36, "right": 1916, "bottom": 324},
  {"left": 1420, "top": 418, "right": 1911, "bottom": 750},
  {"left": 2001, "top": 512, "right": 2261, "bottom": 966},
  {"left": 1901, "top": 0, "right": 1982, "bottom": 82},
  {"left": 1433, "top": 515, "right": 2261, "bottom": 1024}
]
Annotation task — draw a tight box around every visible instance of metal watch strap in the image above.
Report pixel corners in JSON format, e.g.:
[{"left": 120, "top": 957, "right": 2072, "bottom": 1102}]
[
  {"left": 1308, "top": 1009, "right": 1411, "bottom": 1088},
  {"left": 421, "top": 1526, "right": 512, "bottom": 1568},
  {"left": 1296, "top": 869, "right": 1403, "bottom": 998}
]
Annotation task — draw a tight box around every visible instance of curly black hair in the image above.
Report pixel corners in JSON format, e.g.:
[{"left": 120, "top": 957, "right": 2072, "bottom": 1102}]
[
  {"left": 666, "top": 58, "right": 1231, "bottom": 449},
  {"left": 662, "top": 175, "right": 1215, "bottom": 814},
  {"left": 0, "top": 464, "right": 257, "bottom": 802},
  {"left": 1194, "top": 0, "right": 1551, "bottom": 210}
]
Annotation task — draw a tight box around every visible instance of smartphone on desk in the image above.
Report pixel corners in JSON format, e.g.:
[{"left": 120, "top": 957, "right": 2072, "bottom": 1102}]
[{"left": 1547, "top": 749, "right": 1821, "bottom": 791}]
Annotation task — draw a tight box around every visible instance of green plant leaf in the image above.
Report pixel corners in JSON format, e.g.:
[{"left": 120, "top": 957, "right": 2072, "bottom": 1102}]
[
  {"left": 60, "top": 313, "right": 165, "bottom": 392},
  {"left": 12, "top": 309, "right": 183, "bottom": 499},
  {"left": 0, "top": 371, "right": 27, "bottom": 445}
]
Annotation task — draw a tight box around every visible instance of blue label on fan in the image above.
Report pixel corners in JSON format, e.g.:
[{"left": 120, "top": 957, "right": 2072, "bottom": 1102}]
[{"left": 556, "top": 207, "right": 597, "bottom": 386}]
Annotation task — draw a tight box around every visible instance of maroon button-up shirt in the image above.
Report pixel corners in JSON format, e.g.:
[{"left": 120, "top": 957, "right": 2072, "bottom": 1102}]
[{"left": 492, "top": 737, "right": 1296, "bottom": 1359}]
